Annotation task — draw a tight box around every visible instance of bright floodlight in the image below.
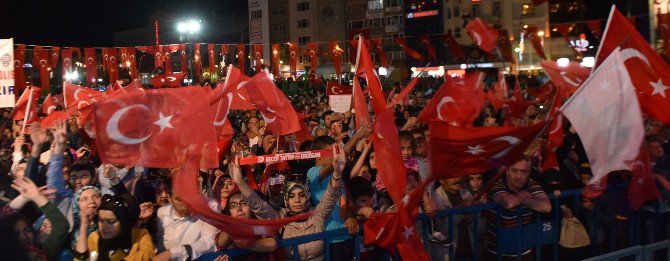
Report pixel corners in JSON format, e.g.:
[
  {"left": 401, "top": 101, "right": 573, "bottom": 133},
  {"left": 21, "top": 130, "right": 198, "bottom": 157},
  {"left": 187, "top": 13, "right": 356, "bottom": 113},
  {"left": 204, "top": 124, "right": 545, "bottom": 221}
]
[
  {"left": 187, "top": 20, "right": 201, "bottom": 33},
  {"left": 557, "top": 58, "right": 570, "bottom": 67},
  {"left": 177, "top": 22, "right": 187, "bottom": 33}
]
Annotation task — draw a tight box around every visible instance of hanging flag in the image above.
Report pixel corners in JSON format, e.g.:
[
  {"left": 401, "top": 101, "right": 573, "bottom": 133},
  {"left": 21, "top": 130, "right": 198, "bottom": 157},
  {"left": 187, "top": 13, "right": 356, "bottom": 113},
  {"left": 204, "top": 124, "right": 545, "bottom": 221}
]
[
  {"left": 208, "top": 44, "right": 217, "bottom": 74},
  {"left": 540, "top": 60, "right": 590, "bottom": 100},
  {"left": 354, "top": 37, "right": 386, "bottom": 115},
  {"left": 353, "top": 77, "right": 371, "bottom": 129},
  {"left": 586, "top": 20, "right": 602, "bottom": 40},
  {"left": 370, "top": 39, "right": 388, "bottom": 68},
  {"left": 61, "top": 48, "right": 75, "bottom": 78},
  {"left": 307, "top": 42, "right": 318, "bottom": 72},
  {"left": 443, "top": 33, "right": 466, "bottom": 62},
  {"left": 178, "top": 44, "right": 187, "bottom": 73},
  {"left": 466, "top": 18, "right": 500, "bottom": 53},
  {"left": 104, "top": 48, "right": 119, "bottom": 84},
  {"left": 562, "top": 47, "right": 644, "bottom": 184},
  {"left": 84, "top": 48, "right": 97, "bottom": 85},
  {"left": 237, "top": 71, "right": 301, "bottom": 135},
  {"left": 429, "top": 121, "right": 546, "bottom": 179},
  {"left": 14, "top": 44, "right": 26, "bottom": 91},
  {"left": 49, "top": 47, "right": 60, "bottom": 69},
  {"left": 419, "top": 36, "right": 437, "bottom": 63},
  {"left": 235, "top": 43, "right": 245, "bottom": 74},
  {"left": 326, "top": 42, "right": 342, "bottom": 77},
  {"left": 252, "top": 44, "right": 263, "bottom": 73},
  {"left": 496, "top": 30, "right": 516, "bottom": 64},
  {"left": 394, "top": 37, "right": 422, "bottom": 60},
  {"left": 194, "top": 44, "right": 203, "bottom": 78},
  {"left": 271, "top": 44, "right": 281, "bottom": 78},
  {"left": 221, "top": 44, "right": 230, "bottom": 65},
  {"left": 32, "top": 48, "right": 50, "bottom": 92},
  {"left": 525, "top": 26, "right": 547, "bottom": 60},
  {"left": 127, "top": 47, "right": 139, "bottom": 79},
  {"left": 595, "top": 6, "right": 670, "bottom": 125},
  {"left": 371, "top": 108, "right": 406, "bottom": 204},
  {"left": 94, "top": 86, "right": 218, "bottom": 168},
  {"left": 288, "top": 43, "right": 299, "bottom": 77},
  {"left": 627, "top": 144, "right": 661, "bottom": 210},
  {"left": 418, "top": 73, "right": 485, "bottom": 126}
]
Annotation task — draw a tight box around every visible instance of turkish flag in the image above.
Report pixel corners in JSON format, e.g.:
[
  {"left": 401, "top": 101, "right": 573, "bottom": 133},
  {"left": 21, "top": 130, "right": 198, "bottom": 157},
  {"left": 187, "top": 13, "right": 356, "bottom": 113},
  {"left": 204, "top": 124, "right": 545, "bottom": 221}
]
[
  {"left": 60, "top": 48, "right": 75, "bottom": 79},
  {"left": 307, "top": 42, "right": 318, "bottom": 72},
  {"left": 32, "top": 48, "right": 50, "bottom": 92},
  {"left": 14, "top": 44, "right": 26, "bottom": 91},
  {"left": 328, "top": 42, "right": 343, "bottom": 77},
  {"left": 547, "top": 94, "right": 564, "bottom": 148},
  {"left": 237, "top": 71, "right": 301, "bottom": 135},
  {"left": 466, "top": 18, "right": 500, "bottom": 53},
  {"left": 326, "top": 81, "right": 352, "bottom": 95},
  {"left": 419, "top": 36, "right": 437, "bottom": 63},
  {"left": 525, "top": 27, "right": 547, "bottom": 60},
  {"left": 288, "top": 43, "right": 299, "bottom": 76},
  {"left": 443, "top": 33, "right": 466, "bottom": 62},
  {"left": 526, "top": 82, "right": 555, "bottom": 103},
  {"left": 390, "top": 76, "right": 419, "bottom": 106},
  {"left": 586, "top": 20, "right": 602, "bottom": 40},
  {"left": 540, "top": 60, "right": 590, "bottom": 100},
  {"left": 193, "top": 44, "right": 203, "bottom": 78},
  {"left": 354, "top": 37, "right": 386, "bottom": 115},
  {"left": 394, "top": 37, "right": 422, "bottom": 60},
  {"left": 541, "top": 144, "right": 560, "bottom": 171},
  {"left": 178, "top": 44, "right": 187, "bottom": 74},
  {"left": 371, "top": 109, "right": 407, "bottom": 204},
  {"left": 208, "top": 44, "right": 217, "bottom": 74},
  {"left": 13, "top": 86, "right": 41, "bottom": 123},
  {"left": 596, "top": 6, "right": 670, "bottom": 125},
  {"left": 209, "top": 67, "right": 247, "bottom": 138},
  {"left": 94, "top": 86, "right": 218, "bottom": 168},
  {"left": 496, "top": 29, "right": 516, "bottom": 64},
  {"left": 271, "top": 44, "right": 281, "bottom": 78},
  {"left": 103, "top": 48, "right": 119, "bottom": 84},
  {"left": 370, "top": 39, "right": 388, "bottom": 68},
  {"left": 429, "top": 121, "right": 546, "bottom": 179},
  {"left": 252, "top": 44, "right": 263, "bottom": 73},
  {"left": 39, "top": 111, "right": 69, "bottom": 129},
  {"left": 49, "top": 47, "right": 60, "bottom": 69},
  {"left": 84, "top": 48, "right": 97, "bottom": 85},
  {"left": 63, "top": 82, "right": 106, "bottom": 116},
  {"left": 221, "top": 44, "right": 230, "bottom": 64},
  {"left": 41, "top": 93, "right": 58, "bottom": 115},
  {"left": 212, "top": 66, "right": 254, "bottom": 110},
  {"left": 236, "top": 43, "right": 245, "bottom": 74},
  {"left": 627, "top": 144, "right": 661, "bottom": 210},
  {"left": 353, "top": 77, "right": 371, "bottom": 129},
  {"left": 150, "top": 73, "right": 185, "bottom": 88},
  {"left": 418, "top": 73, "right": 485, "bottom": 126}
]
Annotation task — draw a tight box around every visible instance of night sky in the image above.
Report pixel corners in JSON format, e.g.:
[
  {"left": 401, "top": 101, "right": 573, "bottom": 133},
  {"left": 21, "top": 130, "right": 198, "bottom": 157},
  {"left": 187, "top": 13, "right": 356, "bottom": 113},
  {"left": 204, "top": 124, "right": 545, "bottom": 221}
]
[
  {"left": 0, "top": 0, "right": 247, "bottom": 47},
  {"left": 0, "top": 0, "right": 646, "bottom": 47}
]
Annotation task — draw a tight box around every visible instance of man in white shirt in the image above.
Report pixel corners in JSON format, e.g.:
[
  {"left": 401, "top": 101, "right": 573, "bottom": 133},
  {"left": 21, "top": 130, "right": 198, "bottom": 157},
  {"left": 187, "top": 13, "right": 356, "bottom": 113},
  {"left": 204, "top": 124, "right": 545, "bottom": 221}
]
[{"left": 154, "top": 191, "right": 220, "bottom": 261}]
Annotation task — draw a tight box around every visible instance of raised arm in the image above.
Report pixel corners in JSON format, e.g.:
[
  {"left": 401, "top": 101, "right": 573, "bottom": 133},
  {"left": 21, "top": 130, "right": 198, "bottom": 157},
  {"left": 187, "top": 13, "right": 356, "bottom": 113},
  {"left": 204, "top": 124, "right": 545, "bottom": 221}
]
[
  {"left": 48, "top": 120, "right": 72, "bottom": 198},
  {"left": 313, "top": 146, "right": 345, "bottom": 223},
  {"left": 229, "top": 158, "right": 278, "bottom": 219},
  {"left": 319, "top": 123, "right": 371, "bottom": 181},
  {"left": 350, "top": 139, "right": 371, "bottom": 179}
]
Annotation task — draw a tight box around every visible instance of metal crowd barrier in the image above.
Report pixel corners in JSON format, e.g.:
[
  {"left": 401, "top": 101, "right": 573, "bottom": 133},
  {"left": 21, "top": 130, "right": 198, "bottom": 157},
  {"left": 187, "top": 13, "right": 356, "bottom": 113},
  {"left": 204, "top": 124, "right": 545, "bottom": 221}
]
[{"left": 199, "top": 186, "right": 669, "bottom": 261}]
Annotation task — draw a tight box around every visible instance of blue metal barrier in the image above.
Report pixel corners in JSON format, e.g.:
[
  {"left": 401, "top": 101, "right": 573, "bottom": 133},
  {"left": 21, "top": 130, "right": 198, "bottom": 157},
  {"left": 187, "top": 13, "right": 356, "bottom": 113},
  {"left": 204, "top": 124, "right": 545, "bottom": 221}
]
[{"left": 198, "top": 185, "right": 668, "bottom": 261}]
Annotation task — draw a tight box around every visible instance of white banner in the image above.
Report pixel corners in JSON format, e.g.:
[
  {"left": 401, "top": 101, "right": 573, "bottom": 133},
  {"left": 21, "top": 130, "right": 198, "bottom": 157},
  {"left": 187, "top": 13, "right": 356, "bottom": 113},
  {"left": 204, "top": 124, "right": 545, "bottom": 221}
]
[
  {"left": 328, "top": 94, "right": 352, "bottom": 113},
  {"left": 0, "top": 39, "right": 14, "bottom": 108}
]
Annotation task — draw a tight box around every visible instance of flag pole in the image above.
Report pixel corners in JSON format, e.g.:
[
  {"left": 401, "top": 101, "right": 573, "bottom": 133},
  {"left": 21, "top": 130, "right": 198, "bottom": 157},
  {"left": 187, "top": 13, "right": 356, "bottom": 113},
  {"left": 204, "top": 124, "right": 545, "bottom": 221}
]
[{"left": 21, "top": 87, "right": 34, "bottom": 133}]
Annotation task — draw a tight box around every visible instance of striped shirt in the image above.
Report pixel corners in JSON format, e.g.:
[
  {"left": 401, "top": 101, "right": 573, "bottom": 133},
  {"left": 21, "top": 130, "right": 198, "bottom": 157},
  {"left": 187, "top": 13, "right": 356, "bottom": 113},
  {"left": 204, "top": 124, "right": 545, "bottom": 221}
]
[{"left": 484, "top": 178, "right": 545, "bottom": 252}]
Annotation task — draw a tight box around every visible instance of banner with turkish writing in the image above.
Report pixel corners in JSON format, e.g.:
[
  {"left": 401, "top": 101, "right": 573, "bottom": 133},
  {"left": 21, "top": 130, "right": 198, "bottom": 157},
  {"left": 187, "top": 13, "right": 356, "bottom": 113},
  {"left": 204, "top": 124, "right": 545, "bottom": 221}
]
[
  {"left": 326, "top": 81, "right": 352, "bottom": 113},
  {"left": 239, "top": 149, "right": 332, "bottom": 165},
  {"left": 0, "top": 39, "right": 15, "bottom": 108}
]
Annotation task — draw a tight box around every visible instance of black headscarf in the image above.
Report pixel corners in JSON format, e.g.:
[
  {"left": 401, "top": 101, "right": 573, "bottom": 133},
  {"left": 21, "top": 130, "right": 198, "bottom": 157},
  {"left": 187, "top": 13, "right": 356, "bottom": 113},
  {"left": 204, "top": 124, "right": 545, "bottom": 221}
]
[{"left": 96, "top": 195, "right": 137, "bottom": 261}]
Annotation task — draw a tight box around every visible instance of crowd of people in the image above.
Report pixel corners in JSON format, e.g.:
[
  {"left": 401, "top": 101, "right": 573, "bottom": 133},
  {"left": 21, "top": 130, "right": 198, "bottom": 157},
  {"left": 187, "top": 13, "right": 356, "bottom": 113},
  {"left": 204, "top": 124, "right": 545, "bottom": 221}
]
[{"left": 0, "top": 71, "right": 668, "bottom": 261}]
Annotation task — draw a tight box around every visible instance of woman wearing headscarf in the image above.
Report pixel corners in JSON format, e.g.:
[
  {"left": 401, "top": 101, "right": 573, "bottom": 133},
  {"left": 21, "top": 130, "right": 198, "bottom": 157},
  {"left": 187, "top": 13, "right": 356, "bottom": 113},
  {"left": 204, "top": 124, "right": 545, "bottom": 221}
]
[
  {"left": 71, "top": 185, "right": 101, "bottom": 256},
  {"left": 230, "top": 146, "right": 346, "bottom": 260},
  {"left": 76, "top": 195, "right": 154, "bottom": 261}
]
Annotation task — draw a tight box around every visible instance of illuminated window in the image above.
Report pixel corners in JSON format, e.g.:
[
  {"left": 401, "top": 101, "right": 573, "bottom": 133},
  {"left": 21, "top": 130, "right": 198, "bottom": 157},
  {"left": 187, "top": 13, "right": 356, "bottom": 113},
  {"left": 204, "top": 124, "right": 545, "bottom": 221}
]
[
  {"left": 367, "top": 0, "right": 383, "bottom": 10},
  {"left": 522, "top": 3, "right": 535, "bottom": 15}
]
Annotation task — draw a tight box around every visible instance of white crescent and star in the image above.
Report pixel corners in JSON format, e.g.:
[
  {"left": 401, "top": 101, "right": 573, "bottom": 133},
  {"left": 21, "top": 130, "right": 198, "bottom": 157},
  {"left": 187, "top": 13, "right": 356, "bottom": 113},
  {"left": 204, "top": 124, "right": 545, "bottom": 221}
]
[
  {"left": 436, "top": 96, "right": 456, "bottom": 122},
  {"left": 402, "top": 226, "right": 414, "bottom": 239},
  {"left": 549, "top": 115, "right": 563, "bottom": 135},
  {"left": 213, "top": 93, "right": 233, "bottom": 127},
  {"left": 260, "top": 106, "right": 277, "bottom": 123},
  {"left": 153, "top": 112, "right": 174, "bottom": 133},
  {"left": 471, "top": 31, "right": 483, "bottom": 45},
  {"left": 559, "top": 71, "right": 583, "bottom": 87},
  {"left": 106, "top": 104, "right": 152, "bottom": 145},
  {"left": 649, "top": 79, "right": 669, "bottom": 98},
  {"left": 331, "top": 86, "right": 342, "bottom": 94},
  {"left": 620, "top": 48, "right": 651, "bottom": 68},
  {"left": 490, "top": 136, "right": 521, "bottom": 159},
  {"left": 466, "top": 145, "right": 485, "bottom": 155}
]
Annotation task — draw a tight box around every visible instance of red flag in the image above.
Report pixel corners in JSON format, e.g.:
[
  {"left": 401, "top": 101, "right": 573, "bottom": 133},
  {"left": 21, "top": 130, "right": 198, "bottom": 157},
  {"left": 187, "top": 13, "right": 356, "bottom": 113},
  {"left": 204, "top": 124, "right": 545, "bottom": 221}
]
[
  {"left": 252, "top": 44, "right": 263, "bottom": 73},
  {"left": 288, "top": 43, "right": 299, "bottom": 77},
  {"left": 326, "top": 81, "right": 352, "bottom": 95},
  {"left": 547, "top": 95, "right": 564, "bottom": 148},
  {"left": 84, "top": 48, "right": 97, "bottom": 85},
  {"left": 354, "top": 37, "right": 386, "bottom": 115},
  {"left": 271, "top": 44, "right": 281, "bottom": 78},
  {"left": 213, "top": 66, "right": 254, "bottom": 110},
  {"left": 394, "top": 37, "right": 422, "bottom": 60},
  {"left": 466, "top": 18, "right": 500, "bottom": 53},
  {"left": 33, "top": 48, "right": 50, "bottom": 92},
  {"left": 61, "top": 48, "right": 76, "bottom": 79},
  {"left": 236, "top": 43, "right": 245, "bottom": 74},
  {"left": 496, "top": 30, "right": 516, "bottom": 64},
  {"left": 419, "top": 36, "right": 437, "bottom": 62},
  {"left": 429, "top": 122, "right": 546, "bottom": 178},
  {"left": 307, "top": 42, "right": 318, "bottom": 72},
  {"left": 153, "top": 46, "right": 164, "bottom": 71},
  {"left": 328, "top": 42, "right": 344, "bottom": 77},
  {"left": 208, "top": 44, "right": 217, "bottom": 74},
  {"left": 39, "top": 111, "right": 69, "bottom": 129},
  {"left": 541, "top": 144, "right": 560, "bottom": 171},
  {"left": 370, "top": 39, "right": 388, "bottom": 68},
  {"left": 237, "top": 71, "right": 301, "bottom": 135},
  {"left": 14, "top": 44, "right": 26, "bottom": 91},
  {"left": 194, "top": 44, "right": 203, "bottom": 77},
  {"left": 150, "top": 73, "right": 186, "bottom": 88},
  {"left": 216, "top": 120, "right": 235, "bottom": 160},
  {"left": 586, "top": 20, "right": 602, "bottom": 40},
  {"left": 658, "top": 13, "right": 670, "bottom": 54},
  {"left": 486, "top": 89, "right": 506, "bottom": 111},
  {"left": 13, "top": 86, "right": 40, "bottom": 122},
  {"left": 418, "top": 73, "right": 485, "bottom": 126},
  {"left": 525, "top": 27, "right": 547, "bottom": 60},
  {"left": 370, "top": 109, "right": 406, "bottom": 204},
  {"left": 41, "top": 93, "right": 58, "bottom": 115},
  {"left": 93, "top": 86, "right": 218, "bottom": 168},
  {"left": 353, "top": 77, "right": 371, "bottom": 129},
  {"left": 540, "top": 61, "right": 590, "bottom": 100},
  {"left": 128, "top": 47, "right": 139, "bottom": 79},
  {"left": 49, "top": 47, "right": 60, "bottom": 69},
  {"left": 390, "top": 76, "right": 419, "bottom": 106},
  {"left": 595, "top": 7, "right": 670, "bottom": 125},
  {"left": 627, "top": 145, "right": 661, "bottom": 210},
  {"left": 221, "top": 44, "right": 230, "bottom": 64},
  {"left": 443, "top": 33, "right": 466, "bottom": 62},
  {"left": 179, "top": 44, "right": 187, "bottom": 73},
  {"left": 526, "top": 82, "right": 555, "bottom": 103},
  {"left": 104, "top": 48, "right": 119, "bottom": 84},
  {"left": 63, "top": 82, "right": 105, "bottom": 116}
]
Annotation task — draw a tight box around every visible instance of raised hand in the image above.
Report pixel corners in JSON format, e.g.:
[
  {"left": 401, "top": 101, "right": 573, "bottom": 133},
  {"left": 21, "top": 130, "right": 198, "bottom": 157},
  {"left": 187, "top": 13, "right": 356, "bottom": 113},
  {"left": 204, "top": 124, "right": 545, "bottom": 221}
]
[
  {"left": 50, "top": 119, "right": 68, "bottom": 147},
  {"left": 228, "top": 156, "right": 243, "bottom": 183},
  {"left": 139, "top": 202, "right": 155, "bottom": 221},
  {"left": 28, "top": 123, "right": 48, "bottom": 146},
  {"left": 332, "top": 145, "right": 346, "bottom": 179},
  {"left": 11, "top": 178, "right": 48, "bottom": 206},
  {"left": 13, "top": 135, "right": 25, "bottom": 152}
]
